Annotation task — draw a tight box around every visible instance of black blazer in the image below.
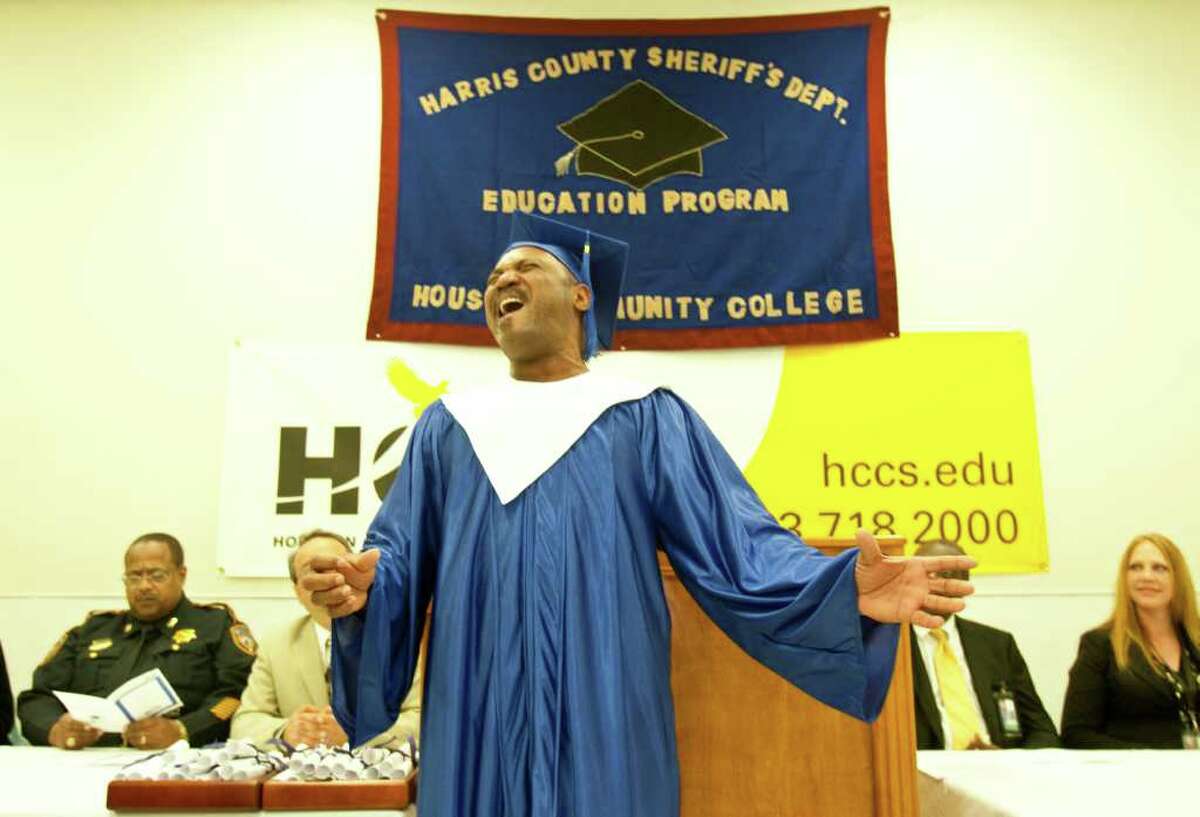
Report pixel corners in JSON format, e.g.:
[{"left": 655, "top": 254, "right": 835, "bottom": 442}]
[
  {"left": 911, "top": 617, "right": 1059, "bottom": 749},
  {"left": 1061, "top": 626, "right": 1199, "bottom": 749},
  {"left": 0, "top": 642, "right": 13, "bottom": 744}
]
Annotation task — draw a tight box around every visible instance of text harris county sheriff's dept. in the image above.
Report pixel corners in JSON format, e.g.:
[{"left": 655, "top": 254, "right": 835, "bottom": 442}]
[
  {"left": 411, "top": 285, "right": 866, "bottom": 322},
  {"left": 481, "top": 187, "right": 790, "bottom": 216}
]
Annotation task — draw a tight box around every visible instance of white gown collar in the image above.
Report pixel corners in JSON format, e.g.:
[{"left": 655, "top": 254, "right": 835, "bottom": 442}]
[{"left": 440, "top": 370, "right": 655, "bottom": 504}]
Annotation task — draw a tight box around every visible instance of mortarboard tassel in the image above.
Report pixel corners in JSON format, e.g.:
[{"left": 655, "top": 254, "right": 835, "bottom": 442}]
[
  {"left": 554, "top": 146, "right": 578, "bottom": 178},
  {"left": 580, "top": 233, "right": 599, "bottom": 360}
]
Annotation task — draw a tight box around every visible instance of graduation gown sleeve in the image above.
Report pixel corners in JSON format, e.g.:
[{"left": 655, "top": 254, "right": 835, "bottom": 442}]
[
  {"left": 645, "top": 390, "right": 899, "bottom": 722},
  {"left": 331, "top": 404, "right": 446, "bottom": 747}
]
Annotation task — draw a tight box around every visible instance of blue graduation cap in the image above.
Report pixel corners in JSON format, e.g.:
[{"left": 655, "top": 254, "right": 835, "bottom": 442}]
[{"left": 503, "top": 213, "right": 630, "bottom": 360}]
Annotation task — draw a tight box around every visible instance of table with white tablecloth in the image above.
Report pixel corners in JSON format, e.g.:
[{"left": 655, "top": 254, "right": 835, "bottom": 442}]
[
  {"left": 0, "top": 747, "right": 415, "bottom": 817},
  {"left": 7, "top": 744, "right": 1196, "bottom": 817},
  {"left": 917, "top": 749, "right": 1197, "bottom": 817}
]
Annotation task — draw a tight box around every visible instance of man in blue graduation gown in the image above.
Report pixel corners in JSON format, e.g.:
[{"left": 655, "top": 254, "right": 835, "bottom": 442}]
[{"left": 305, "top": 214, "right": 975, "bottom": 817}]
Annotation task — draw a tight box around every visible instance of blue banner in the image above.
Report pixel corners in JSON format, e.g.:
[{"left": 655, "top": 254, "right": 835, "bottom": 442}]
[{"left": 370, "top": 10, "right": 896, "bottom": 349}]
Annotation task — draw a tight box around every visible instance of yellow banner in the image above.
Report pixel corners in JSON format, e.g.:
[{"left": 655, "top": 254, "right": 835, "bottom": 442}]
[{"left": 744, "top": 333, "right": 1048, "bottom": 573}]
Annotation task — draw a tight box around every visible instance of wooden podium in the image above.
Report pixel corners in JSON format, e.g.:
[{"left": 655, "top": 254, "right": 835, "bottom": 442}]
[{"left": 663, "top": 538, "right": 917, "bottom": 817}]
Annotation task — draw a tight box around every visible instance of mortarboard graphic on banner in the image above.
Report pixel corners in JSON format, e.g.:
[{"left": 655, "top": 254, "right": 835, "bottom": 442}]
[
  {"left": 554, "top": 80, "right": 729, "bottom": 190},
  {"left": 369, "top": 9, "right": 897, "bottom": 350}
]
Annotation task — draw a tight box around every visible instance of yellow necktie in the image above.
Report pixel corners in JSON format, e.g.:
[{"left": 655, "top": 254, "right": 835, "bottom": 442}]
[{"left": 931, "top": 628, "right": 986, "bottom": 749}]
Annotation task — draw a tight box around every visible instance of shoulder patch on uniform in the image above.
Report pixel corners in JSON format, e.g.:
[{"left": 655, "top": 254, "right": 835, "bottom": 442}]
[
  {"left": 199, "top": 601, "right": 241, "bottom": 622},
  {"left": 210, "top": 696, "right": 241, "bottom": 721},
  {"left": 86, "top": 609, "right": 124, "bottom": 619},
  {"left": 40, "top": 631, "right": 70, "bottom": 666},
  {"left": 229, "top": 622, "right": 258, "bottom": 656}
]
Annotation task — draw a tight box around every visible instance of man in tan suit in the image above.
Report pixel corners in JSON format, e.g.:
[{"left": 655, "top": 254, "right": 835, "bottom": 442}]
[{"left": 231, "top": 530, "right": 421, "bottom": 747}]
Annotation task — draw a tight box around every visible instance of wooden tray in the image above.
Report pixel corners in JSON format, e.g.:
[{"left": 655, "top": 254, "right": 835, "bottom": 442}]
[
  {"left": 106, "top": 779, "right": 262, "bottom": 811},
  {"left": 261, "top": 770, "right": 417, "bottom": 811}
]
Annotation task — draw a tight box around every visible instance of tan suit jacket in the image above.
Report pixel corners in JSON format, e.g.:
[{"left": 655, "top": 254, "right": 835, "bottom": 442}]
[{"left": 230, "top": 613, "right": 421, "bottom": 748}]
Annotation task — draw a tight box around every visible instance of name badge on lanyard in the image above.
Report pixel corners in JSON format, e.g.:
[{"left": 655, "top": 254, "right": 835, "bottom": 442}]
[
  {"left": 1163, "top": 654, "right": 1200, "bottom": 750},
  {"left": 1183, "top": 727, "right": 1199, "bottom": 751},
  {"left": 992, "top": 681, "right": 1023, "bottom": 744}
]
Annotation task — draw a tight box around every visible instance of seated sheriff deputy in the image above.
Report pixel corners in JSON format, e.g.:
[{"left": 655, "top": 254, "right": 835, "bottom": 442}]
[
  {"left": 230, "top": 530, "right": 421, "bottom": 748},
  {"left": 911, "top": 540, "right": 1059, "bottom": 749},
  {"left": 17, "top": 532, "right": 257, "bottom": 749}
]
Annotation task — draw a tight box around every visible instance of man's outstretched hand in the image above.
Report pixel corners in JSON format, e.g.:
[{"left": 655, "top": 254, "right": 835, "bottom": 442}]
[
  {"left": 301, "top": 549, "right": 382, "bottom": 618},
  {"left": 854, "top": 530, "right": 975, "bottom": 627}
]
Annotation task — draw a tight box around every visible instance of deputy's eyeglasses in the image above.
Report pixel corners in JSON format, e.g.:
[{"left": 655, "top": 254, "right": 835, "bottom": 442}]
[{"left": 121, "top": 570, "right": 173, "bottom": 586}]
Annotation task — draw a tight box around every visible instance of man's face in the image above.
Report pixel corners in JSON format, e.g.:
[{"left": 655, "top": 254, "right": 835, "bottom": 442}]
[
  {"left": 484, "top": 246, "right": 590, "bottom": 364},
  {"left": 291, "top": 537, "right": 350, "bottom": 622},
  {"left": 915, "top": 542, "right": 970, "bottom": 625},
  {"left": 123, "top": 540, "right": 186, "bottom": 621}
]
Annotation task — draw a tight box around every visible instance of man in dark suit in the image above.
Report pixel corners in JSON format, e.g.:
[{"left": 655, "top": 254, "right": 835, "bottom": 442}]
[{"left": 911, "top": 541, "right": 1059, "bottom": 749}]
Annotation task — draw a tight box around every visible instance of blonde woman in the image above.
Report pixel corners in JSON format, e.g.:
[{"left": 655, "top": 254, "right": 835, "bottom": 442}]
[{"left": 1061, "top": 533, "right": 1200, "bottom": 748}]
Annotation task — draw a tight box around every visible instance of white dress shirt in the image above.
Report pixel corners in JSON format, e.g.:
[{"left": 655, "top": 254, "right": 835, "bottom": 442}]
[
  {"left": 913, "top": 616, "right": 989, "bottom": 748},
  {"left": 313, "top": 620, "right": 332, "bottom": 670}
]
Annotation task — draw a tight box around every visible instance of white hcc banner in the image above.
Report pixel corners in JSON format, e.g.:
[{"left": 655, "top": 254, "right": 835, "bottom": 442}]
[{"left": 216, "top": 340, "right": 781, "bottom": 576}]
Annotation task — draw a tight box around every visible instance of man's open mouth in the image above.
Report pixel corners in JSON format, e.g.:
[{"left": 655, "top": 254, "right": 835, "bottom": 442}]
[{"left": 499, "top": 297, "right": 525, "bottom": 318}]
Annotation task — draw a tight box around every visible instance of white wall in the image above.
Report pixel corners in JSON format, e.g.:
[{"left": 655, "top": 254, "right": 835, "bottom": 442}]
[{"left": 2, "top": 0, "right": 1198, "bottom": 735}]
